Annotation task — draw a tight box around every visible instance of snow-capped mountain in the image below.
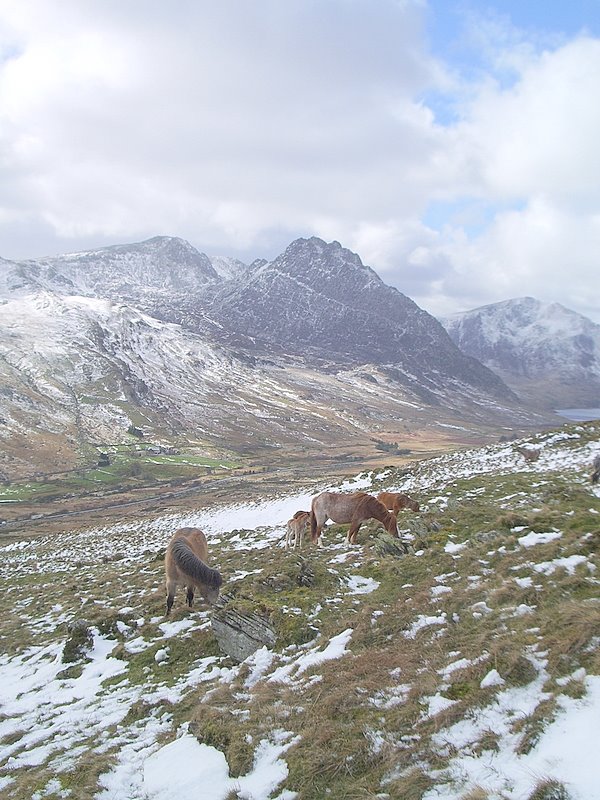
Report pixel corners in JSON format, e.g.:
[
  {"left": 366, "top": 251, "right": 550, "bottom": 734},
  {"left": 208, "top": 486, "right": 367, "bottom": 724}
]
[
  {"left": 1, "top": 236, "right": 219, "bottom": 302},
  {"left": 0, "top": 239, "right": 553, "bottom": 479},
  {"left": 207, "top": 237, "right": 513, "bottom": 400},
  {"left": 440, "top": 297, "right": 600, "bottom": 409}
]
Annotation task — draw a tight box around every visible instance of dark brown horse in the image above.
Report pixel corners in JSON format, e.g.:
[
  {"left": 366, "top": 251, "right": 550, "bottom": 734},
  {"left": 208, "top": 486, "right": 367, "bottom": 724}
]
[
  {"left": 376, "top": 491, "right": 420, "bottom": 513},
  {"left": 310, "top": 491, "right": 399, "bottom": 544},
  {"left": 165, "top": 527, "right": 222, "bottom": 615}
]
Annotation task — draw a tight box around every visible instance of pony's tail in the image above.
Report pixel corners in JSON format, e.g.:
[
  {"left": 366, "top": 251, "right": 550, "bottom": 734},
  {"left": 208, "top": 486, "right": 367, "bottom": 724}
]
[
  {"left": 171, "top": 540, "right": 222, "bottom": 589},
  {"left": 310, "top": 509, "right": 318, "bottom": 542}
]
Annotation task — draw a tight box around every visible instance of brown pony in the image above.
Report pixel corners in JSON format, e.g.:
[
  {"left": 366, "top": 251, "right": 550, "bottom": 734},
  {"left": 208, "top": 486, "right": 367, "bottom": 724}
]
[
  {"left": 310, "top": 491, "right": 399, "bottom": 544},
  {"left": 285, "top": 510, "right": 310, "bottom": 549},
  {"left": 165, "top": 527, "right": 222, "bottom": 615},
  {"left": 376, "top": 491, "right": 420, "bottom": 513}
]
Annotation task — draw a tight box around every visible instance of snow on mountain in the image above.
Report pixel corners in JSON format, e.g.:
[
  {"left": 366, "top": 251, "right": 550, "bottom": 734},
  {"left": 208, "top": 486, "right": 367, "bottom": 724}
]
[
  {"left": 207, "top": 255, "right": 248, "bottom": 281},
  {"left": 0, "top": 286, "right": 512, "bottom": 480},
  {"left": 0, "top": 241, "right": 556, "bottom": 479},
  {"left": 440, "top": 297, "right": 600, "bottom": 410},
  {"left": 0, "top": 236, "right": 219, "bottom": 305}
]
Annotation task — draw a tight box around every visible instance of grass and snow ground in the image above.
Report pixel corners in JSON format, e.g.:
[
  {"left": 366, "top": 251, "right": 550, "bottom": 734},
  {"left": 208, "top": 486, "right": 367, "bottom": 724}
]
[{"left": 1, "top": 423, "right": 599, "bottom": 799}]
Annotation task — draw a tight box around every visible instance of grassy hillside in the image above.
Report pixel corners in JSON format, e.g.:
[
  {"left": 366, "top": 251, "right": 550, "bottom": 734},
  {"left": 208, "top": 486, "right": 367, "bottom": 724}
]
[{"left": 0, "top": 422, "right": 599, "bottom": 799}]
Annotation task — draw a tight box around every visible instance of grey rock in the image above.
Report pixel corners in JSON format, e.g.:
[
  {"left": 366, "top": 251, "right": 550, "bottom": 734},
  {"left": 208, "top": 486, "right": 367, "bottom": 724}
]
[{"left": 211, "top": 594, "right": 276, "bottom": 662}]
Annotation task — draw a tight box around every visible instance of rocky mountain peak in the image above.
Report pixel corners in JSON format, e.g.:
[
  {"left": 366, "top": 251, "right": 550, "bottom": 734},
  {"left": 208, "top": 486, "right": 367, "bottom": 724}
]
[
  {"left": 261, "top": 236, "right": 376, "bottom": 285},
  {"left": 207, "top": 237, "right": 514, "bottom": 402}
]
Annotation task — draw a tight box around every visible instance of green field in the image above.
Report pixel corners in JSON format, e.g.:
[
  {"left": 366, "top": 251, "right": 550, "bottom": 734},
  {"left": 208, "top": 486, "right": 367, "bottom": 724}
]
[{"left": 0, "top": 448, "right": 241, "bottom": 505}]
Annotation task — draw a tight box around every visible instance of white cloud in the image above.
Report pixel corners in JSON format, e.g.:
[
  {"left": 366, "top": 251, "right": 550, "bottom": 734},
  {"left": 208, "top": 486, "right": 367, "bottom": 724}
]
[
  {"left": 413, "top": 37, "right": 600, "bottom": 320},
  {"left": 463, "top": 37, "right": 600, "bottom": 203},
  {"left": 0, "top": 1, "right": 599, "bottom": 322},
  {"left": 354, "top": 33, "right": 600, "bottom": 322},
  {"left": 0, "top": 0, "right": 449, "bottom": 254}
]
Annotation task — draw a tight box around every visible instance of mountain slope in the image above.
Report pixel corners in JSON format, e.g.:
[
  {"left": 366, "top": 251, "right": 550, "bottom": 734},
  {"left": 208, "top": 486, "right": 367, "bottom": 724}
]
[
  {"left": 440, "top": 297, "right": 600, "bottom": 409},
  {"left": 208, "top": 237, "right": 514, "bottom": 400},
  {"left": 19, "top": 236, "right": 220, "bottom": 300}
]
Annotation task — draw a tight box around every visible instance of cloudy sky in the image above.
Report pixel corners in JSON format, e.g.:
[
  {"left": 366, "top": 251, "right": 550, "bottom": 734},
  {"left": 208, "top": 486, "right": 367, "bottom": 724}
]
[{"left": 1, "top": 0, "right": 599, "bottom": 322}]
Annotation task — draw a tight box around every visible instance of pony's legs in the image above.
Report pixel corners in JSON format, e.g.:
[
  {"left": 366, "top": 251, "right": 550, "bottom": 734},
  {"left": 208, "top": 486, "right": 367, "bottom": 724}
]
[
  {"left": 347, "top": 522, "right": 360, "bottom": 544},
  {"left": 186, "top": 586, "right": 195, "bottom": 607},
  {"left": 166, "top": 579, "right": 177, "bottom": 615},
  {"left": 312, "top": 512, "right": 325, "bottom": 542}
]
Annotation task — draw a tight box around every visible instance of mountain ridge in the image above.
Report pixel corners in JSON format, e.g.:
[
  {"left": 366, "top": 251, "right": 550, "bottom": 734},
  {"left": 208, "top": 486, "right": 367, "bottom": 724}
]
[{"left": 0, "top": 237, "right": 559, "bottom": 480}]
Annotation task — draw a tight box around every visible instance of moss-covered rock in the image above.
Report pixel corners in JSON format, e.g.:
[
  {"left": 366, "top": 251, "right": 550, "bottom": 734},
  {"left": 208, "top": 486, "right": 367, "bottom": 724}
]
[{"left": 62, "top": 619, "right": 94, "bottom": 664}]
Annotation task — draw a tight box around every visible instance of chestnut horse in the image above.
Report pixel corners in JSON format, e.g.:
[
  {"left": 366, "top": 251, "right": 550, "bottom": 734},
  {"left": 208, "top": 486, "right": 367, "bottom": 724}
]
[
  {"left": 310, "top": 491, "right": 399, "bottom": 544},
  {"left": 165, "top": 527, "right": 222, "bottom": 615},
  {"left": 285, "top": 510, "right": 310, "bottom": 550},
  {"left": 376, "top": 491, "right": 420, "bottom": 513}
]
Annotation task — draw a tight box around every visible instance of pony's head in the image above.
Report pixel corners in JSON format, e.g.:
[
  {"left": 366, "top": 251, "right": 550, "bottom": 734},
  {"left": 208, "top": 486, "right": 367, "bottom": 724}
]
[
  {"left": 201, "top": 570, "right": 223, "bottom": 605},
  {"left": 386, "top": 510, "right": 399, "bottom": 537}
]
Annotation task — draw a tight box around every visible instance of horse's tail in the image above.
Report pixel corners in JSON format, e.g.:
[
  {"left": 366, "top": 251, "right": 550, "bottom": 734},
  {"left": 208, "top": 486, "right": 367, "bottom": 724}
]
[
  {"left": 170, "top": 539, "right": 222, "bottom": 589},
  {"left": 310, "top": 507, "right": 318, "bottom": 542}
]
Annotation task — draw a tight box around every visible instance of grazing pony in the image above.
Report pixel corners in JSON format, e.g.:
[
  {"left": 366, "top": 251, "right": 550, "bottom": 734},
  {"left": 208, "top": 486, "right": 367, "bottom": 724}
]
[
  {"left": 285, "top": 510, "right": 310, "bottom": 550},
  {"left": 164, "top": 527, "right": 222, "bottom": 615},
  {"left": 310, "top": 491, "right": 399, "bottom": 545},
  {"left": 376, "top": 491, "right": 420, "bottom": 513},
  {"left": 592, "top": 454, "right": 600, "bottom": 484}
]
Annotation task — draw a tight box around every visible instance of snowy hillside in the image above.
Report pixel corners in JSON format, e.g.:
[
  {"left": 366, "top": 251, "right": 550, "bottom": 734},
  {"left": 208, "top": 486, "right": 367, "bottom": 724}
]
[
  {"left": 441, "top": 297, "right": 600, "bottom": 409},
  {"left": 0, "top": 239, "right": 556, "bottom": 480},
  {"left": 2, "top": 284, "right": 539, "bottom": 482},
  {"left": 1, "top": 423, "right": 599, "bottom": 799}
]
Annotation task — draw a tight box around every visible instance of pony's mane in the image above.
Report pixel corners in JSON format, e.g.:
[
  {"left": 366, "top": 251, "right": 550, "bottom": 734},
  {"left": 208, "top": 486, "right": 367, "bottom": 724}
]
[
  {"left": 171, "top": 539, "right": 223, "bottom": 588},
  {"left": 362, "top": 494, "right": 392, "bottom": 517}
]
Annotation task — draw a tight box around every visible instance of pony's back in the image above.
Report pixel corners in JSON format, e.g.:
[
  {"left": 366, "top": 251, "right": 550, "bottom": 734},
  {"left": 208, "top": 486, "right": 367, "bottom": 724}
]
[
  {"left": 377, "top": 491, "right": 419, "bottom": 513},
  {"left": 165, "top": 527, "right": 222, "bottom": 614}
]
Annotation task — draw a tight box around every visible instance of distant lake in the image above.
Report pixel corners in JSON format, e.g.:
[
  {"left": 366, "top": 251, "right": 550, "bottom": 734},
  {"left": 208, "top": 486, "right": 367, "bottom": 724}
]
[{"left": 556, "top": 408, "right": 600, "bottom": 422}]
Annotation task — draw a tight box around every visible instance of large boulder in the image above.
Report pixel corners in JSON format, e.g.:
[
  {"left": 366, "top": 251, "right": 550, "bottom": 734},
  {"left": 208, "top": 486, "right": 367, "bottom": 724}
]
[{"left": 211, "top": 594, "right": 277, "bottom": 662}]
